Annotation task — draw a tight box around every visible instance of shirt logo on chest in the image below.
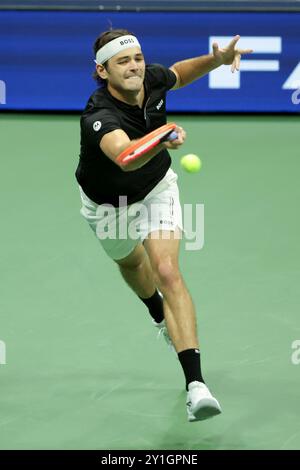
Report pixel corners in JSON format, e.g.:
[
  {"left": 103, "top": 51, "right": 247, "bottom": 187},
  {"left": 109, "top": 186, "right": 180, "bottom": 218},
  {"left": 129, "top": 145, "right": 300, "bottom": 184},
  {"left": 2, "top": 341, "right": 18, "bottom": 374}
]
[
  {"left": 156, "top": 99, "right": 164, "bottom": 110},
  {"left": 93, "top": 121, "right": 102, "bottom": 132}
]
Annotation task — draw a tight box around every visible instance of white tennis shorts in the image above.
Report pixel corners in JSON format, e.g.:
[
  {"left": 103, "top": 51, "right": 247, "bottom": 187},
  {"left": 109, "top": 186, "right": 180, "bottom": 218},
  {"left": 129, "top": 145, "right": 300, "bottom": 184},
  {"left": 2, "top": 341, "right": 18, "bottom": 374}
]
[{"left": 78, "top": 168, "right": 184, "bottom": 260}]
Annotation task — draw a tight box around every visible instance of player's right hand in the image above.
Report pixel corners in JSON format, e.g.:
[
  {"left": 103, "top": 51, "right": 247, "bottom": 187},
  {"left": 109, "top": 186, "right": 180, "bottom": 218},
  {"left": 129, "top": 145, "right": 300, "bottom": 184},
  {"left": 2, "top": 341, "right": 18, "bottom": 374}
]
[{"left": 163, "top": 125, "right": 186, "bottom": 149}]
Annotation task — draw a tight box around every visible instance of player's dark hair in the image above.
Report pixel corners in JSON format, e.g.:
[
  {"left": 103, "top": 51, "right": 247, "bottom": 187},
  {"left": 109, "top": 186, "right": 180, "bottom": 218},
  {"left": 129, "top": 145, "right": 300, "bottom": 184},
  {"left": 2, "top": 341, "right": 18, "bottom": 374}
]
[{"left": 93, "top": 29, "right": 135, "bottom": 87}]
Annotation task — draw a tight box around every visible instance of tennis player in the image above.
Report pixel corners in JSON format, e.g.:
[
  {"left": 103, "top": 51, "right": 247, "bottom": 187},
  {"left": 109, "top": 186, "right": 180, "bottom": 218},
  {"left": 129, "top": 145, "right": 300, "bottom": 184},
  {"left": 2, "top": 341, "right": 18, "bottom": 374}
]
[{"left": 75, "top": 29, "right": 252, "bottom": 421}]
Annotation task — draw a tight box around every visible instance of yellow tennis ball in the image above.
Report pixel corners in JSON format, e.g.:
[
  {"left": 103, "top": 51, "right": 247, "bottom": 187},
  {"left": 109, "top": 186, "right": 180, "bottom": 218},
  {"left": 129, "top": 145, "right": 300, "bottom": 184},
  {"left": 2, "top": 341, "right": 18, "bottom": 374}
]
[{"left": 180, "top": 154, "right": 202, "bottom": 173}]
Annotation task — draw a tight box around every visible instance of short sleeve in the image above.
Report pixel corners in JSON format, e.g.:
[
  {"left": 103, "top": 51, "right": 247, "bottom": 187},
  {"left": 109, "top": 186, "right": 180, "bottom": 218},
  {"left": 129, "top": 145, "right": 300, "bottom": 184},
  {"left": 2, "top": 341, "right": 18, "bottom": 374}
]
[
  {"left": 80, "top": 108, "right": 121, "bottom": 147},
  {"left": 145, "top": 63, "right": 177, "bottom": 91}
]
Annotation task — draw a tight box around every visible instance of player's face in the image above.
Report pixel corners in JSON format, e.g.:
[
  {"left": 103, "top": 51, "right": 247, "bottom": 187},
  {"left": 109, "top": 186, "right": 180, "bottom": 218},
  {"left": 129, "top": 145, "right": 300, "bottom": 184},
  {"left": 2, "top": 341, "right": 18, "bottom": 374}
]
[{"left": 106, "top": 47, "right": 145, "bottom": 92}]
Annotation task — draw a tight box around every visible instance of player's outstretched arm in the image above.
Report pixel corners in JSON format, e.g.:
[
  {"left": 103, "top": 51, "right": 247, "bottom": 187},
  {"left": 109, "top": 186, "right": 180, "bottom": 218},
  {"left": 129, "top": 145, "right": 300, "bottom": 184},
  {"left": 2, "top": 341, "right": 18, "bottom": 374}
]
[
  {"left": 170, "top": 35, "right": 253, "bottom": 89},
  {"left": 100, "top": 126, "right": 185, "bottom": 172}
]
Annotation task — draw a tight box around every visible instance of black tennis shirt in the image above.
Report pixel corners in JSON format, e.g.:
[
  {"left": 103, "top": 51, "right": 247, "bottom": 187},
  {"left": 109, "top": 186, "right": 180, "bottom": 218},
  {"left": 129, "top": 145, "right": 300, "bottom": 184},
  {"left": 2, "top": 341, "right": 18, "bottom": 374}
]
[{"left": 75, "top": 64, "right": 177, "bottom": 207}]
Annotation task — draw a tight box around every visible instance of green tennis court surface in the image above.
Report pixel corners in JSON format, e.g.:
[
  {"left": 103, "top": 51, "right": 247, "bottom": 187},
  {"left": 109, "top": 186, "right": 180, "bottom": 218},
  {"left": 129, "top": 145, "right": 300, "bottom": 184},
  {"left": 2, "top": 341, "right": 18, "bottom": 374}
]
[{"left": 0, "top": 113, "right": 299, "bottom": 449}]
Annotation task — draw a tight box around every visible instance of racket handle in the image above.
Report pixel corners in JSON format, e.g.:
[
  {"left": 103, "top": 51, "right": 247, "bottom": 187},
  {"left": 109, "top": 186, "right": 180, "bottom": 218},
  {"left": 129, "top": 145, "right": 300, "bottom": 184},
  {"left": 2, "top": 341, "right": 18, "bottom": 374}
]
[{"left": 166, "top": 131, "right": 178, "bottom": 141}]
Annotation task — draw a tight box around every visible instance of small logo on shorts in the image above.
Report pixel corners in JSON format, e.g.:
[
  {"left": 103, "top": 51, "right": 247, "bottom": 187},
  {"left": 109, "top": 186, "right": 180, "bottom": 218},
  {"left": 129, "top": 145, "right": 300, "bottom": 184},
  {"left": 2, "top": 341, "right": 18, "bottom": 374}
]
[
  {"left": 160, "top": 219, "right": 174, "bottom": 225},
  {"left": 93, "top": 121, "right": 102, "bottom": 132}
]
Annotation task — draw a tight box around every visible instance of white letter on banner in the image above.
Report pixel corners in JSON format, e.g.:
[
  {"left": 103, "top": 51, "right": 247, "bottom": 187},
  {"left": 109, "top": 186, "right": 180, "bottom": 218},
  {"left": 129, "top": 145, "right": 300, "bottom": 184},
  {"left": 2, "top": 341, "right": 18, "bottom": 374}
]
[
  {"left": 283, "top": 63, "right": 300, "bottom": 90},
  {"left": 0, "top": 80, "right": 6, "bottom": 104},
  {"left": 209, "top": 36, "right": 281, "bottom": 89}
]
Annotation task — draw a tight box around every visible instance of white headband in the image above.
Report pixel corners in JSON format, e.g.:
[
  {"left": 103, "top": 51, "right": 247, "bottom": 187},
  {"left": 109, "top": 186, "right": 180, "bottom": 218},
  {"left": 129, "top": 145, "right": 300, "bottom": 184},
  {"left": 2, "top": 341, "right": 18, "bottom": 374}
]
[{"left": 95, "top": 35, "right": 141, "bottom": 65}]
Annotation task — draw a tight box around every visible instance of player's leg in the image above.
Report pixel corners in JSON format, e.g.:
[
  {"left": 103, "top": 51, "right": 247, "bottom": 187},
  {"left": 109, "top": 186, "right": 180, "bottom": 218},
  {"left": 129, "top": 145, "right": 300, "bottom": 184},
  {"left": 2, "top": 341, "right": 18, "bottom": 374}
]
[
  {"left": 114, "top": 243, "right": 155, "bottom": 298},
  {"left": 143, "top": 229, "right": 198, "bottom": 353},
  {"left": 113, "top": 244, "right": 175, "bottom": 349},
  {"left": 140, "top": 170, "right": 197, "bottom": 352},
  {"left": 143, "top": 230, "right": 221, "bottom": 421},
  {"left": 114, "top": 243, "right": 168, "bottom": 326}
]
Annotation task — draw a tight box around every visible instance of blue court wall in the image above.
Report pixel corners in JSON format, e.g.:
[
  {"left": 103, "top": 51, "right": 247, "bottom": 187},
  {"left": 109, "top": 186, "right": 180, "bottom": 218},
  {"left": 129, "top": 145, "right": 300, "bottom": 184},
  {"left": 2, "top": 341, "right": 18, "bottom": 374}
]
[{"left": 0, "top": 10, "right": 299, "bottom": 112}]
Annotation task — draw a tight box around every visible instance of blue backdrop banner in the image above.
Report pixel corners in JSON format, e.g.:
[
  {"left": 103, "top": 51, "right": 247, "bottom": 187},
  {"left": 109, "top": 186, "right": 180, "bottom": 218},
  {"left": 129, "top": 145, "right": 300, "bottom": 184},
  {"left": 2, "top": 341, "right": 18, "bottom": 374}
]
[{"left": 0, "top": 10, "right": 299, "bottom": 112}]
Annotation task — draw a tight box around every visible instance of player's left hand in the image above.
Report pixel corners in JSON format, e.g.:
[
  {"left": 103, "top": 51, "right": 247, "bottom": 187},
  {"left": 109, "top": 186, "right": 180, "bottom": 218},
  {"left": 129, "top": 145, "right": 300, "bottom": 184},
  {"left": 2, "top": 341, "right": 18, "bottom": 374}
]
[{"left": 212, "top": 35, "right": 253, "bottom": 72}]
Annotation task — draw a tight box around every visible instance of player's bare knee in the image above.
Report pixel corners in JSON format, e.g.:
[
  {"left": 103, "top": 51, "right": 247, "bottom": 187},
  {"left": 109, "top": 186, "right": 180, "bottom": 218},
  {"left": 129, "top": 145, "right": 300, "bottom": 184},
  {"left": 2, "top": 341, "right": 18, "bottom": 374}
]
[{"left": 154, "top": 258, "right": 181, "bottom": 290}]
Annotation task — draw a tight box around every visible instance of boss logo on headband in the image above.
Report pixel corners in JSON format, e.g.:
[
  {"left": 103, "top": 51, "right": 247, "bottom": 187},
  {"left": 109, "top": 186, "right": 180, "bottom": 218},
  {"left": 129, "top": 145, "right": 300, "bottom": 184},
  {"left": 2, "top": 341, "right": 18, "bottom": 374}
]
[{"left": 120, "top": 38, "right": 135, "bottom": 46}]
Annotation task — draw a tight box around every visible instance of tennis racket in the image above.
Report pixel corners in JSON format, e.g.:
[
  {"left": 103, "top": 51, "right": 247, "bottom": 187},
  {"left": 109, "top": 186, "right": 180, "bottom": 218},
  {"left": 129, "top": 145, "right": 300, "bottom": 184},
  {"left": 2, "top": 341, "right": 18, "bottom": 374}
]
[{"left": 117, "top": 123, "right": 178, "bottom": 166}]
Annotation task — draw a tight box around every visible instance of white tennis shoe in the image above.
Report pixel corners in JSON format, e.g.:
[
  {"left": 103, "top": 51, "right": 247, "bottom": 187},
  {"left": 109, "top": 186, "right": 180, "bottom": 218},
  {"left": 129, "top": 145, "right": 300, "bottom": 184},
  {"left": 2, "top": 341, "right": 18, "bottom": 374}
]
[
  {"left": 186, "top": 381, "right": 222, "bottom": 422},
  {"left": 152, "top": 319, "right": 176, "bottom": 354},
  {"left": 152, "top": 290, "right": 176, "bottom": 353}
]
